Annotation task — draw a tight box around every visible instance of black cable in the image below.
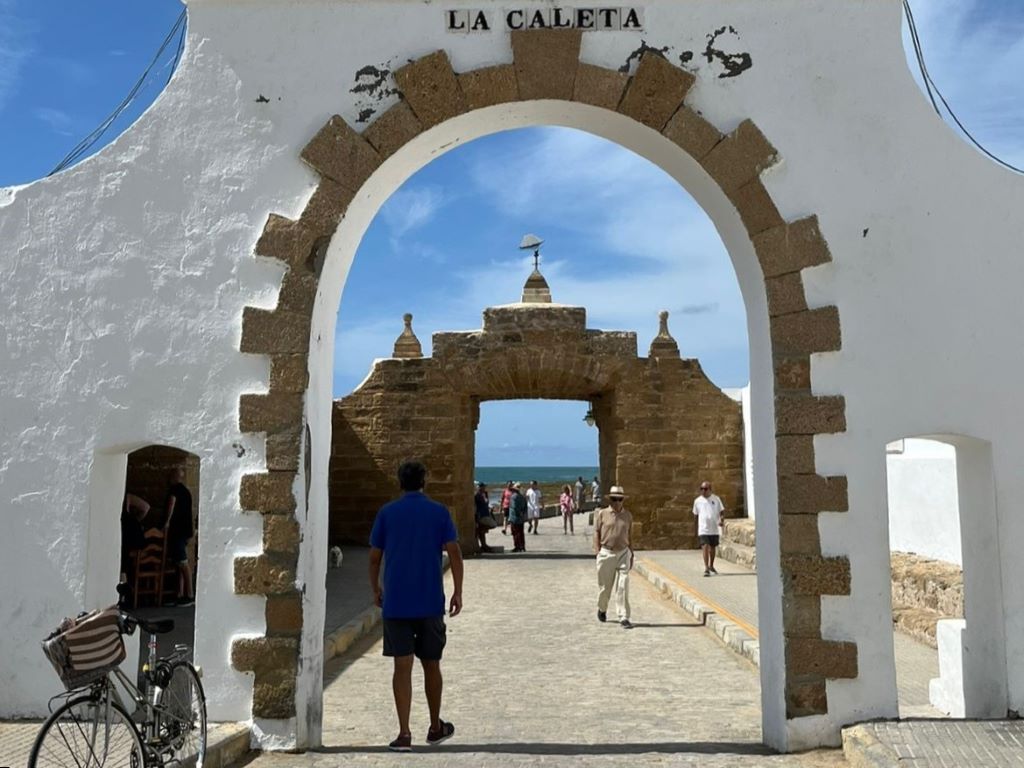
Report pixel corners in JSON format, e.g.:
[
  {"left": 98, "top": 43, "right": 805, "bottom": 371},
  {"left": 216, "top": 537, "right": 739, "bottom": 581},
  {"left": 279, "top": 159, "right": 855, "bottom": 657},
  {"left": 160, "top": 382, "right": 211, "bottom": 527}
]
[
  {"left": 49, "top": 9, "right": 187, "bottom": 175},
  {"left": 903, "top": 0, "right": 1023, "bottom": 174}
]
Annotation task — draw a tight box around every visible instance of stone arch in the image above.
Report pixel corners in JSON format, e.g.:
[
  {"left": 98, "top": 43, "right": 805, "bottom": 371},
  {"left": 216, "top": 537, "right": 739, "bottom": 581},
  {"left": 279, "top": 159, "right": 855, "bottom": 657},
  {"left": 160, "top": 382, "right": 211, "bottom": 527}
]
[{"left": 233, "top": 30, "right": 851, "bottom": 747}]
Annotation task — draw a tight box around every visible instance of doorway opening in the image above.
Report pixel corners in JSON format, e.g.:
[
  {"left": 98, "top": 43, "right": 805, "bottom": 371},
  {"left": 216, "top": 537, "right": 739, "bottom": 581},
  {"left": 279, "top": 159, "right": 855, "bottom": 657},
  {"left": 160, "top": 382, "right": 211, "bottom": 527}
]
[
  {"left": 884, "top": 435, "right": 1006, "bottom": 718},
  {"left": 121, "top": 445, "right": 200, "bottom": 674}
]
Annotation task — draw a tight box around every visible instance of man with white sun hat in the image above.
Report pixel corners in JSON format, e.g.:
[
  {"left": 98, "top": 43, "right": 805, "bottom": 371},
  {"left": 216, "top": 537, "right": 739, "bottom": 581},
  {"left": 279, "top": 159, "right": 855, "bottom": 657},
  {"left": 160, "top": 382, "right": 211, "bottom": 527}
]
[{"left": 593, "top": 484, "right": 634, "bottom": 629}]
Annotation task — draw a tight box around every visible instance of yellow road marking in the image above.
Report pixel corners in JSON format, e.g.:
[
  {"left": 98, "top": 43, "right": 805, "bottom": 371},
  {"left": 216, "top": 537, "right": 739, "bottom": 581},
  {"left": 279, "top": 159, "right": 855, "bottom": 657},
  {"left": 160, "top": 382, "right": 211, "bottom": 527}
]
[{"left": 637, "top": 557, "right": 760, "bottom": 640}]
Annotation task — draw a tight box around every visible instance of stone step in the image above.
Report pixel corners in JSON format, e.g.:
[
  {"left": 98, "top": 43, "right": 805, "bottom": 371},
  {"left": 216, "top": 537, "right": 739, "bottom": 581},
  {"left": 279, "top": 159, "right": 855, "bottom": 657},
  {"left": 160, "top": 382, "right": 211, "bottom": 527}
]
[
  {"left": 717, "top": 540, "right": 757, "bottom": 571},
  {"left": 721, "top": 518, "right": 756, "bottom": 548}
]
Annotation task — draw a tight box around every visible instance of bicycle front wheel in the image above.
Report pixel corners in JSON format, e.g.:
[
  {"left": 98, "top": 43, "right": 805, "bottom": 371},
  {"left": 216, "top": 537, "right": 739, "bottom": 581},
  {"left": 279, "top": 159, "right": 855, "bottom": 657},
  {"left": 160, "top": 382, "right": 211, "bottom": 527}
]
[
  {"left": 29, "top": 694, "right": 145, "bottom": 768},
  {"left": 157, "top": 661, "right": 207, "bottom": 767}
]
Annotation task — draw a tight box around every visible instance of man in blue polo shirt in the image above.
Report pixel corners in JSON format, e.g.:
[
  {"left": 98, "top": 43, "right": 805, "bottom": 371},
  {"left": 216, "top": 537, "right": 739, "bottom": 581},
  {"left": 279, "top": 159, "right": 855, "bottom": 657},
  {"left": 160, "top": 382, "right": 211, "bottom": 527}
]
[{"left": 369, "top": 461, "right": 464, "bottom": 752}]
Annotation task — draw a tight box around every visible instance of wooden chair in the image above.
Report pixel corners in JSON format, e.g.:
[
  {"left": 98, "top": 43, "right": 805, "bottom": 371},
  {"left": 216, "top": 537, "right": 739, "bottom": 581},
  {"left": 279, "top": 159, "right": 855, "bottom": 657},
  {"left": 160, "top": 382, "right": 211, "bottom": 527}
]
[{"left": 131, "top": 528, "right": 177, "bottom": 608}]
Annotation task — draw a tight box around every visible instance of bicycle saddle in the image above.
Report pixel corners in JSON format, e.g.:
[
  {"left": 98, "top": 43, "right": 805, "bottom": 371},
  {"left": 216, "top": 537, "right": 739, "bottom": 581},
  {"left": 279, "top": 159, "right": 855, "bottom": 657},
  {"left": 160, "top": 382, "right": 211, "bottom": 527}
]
[{"left": 137, "top": 617, "right": 175, "bottom": 634}]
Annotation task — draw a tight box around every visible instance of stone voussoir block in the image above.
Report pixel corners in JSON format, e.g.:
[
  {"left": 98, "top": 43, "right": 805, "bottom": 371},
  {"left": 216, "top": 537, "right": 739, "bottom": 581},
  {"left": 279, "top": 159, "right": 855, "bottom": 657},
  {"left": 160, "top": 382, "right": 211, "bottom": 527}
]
[
  {"left": 239, "top": 392, "right": 304, "bottom": 434},
  {"left": 511, "top": 29, "right": 583, "bottom": 101},
  {"left": 573, "top": 62, "right": 628, "bottom": 110},
  {"left": 778, "top": 474, "right": 848, "bottom": 514},
  {"left": 240, "top": 307, "right": 311, "bottom": 356},
  {"left": 270, "top": 355, "right": 309, "bottom": 394},
  {"left": 786, "top": 637, "right": 858, "bottom": 679},
  {"left": 771, "top": 306, "right": 842, "bottom": 355},
  {"left": 786, "top": 679, "right": 828, "bottom": 717},
  {"left": 776, "top": 435, "right": 816, "bottom": 475},
  {"left": 782, "top": 554, "right": 851, "bottom": 596},
  {"left": 765, "top": 273, "right": 808, "bottom": 318},
  {"left": 252, "top": 673, "right": 297, "bottom": 720},
  {"left": 264, "top": 515, "right": 301, "bottom": 554},
  {"left": 266, "top": 427, "right": 302, "bottom": 472},
  {"left": 618, "top": 53, "right": 695, "bottom": 131},
  {"left": 300, "top": 114, "right": 381, "bottom": 191},
  {"left": 458, "top": 64, "right": 519, "bottom": 110},
  {"left": 782, "top": 593, "right": 822, "bottom": 637},
  {"left": 363, "top": 99, "right": 423, "bottom": 160},
  {"left": 773, "top": 356, "right": 812, "bottom": 393},
  {"left": 700, "top": 119, "right": 779, "bottom": 194},
  {"left": 727, "top": 177, "right": 784, "bottom": 236},
  {"left": 779, "top": 513, "right": 822, "bottom": 557},
  {"left": 394, "top": 50, "right": 466, "bottom": 129},
  {"left": 663, "top": 105, "right": 722, "bottom": 161},
  {"left": 299, "top": 178, "right": 354, "bottom": 238},
  {"left": 775, "top": 394, "right": 846, "bottom": 435},
  {"left": 234, "top": 552, "right": 298, "bottom": 595},
  {"left": 753, "top": 216, "right": 832, "bottom": 278},
  {"left": 265, "top": 592, "right": 303, "bottom": 637},
  {"left": 240, "top": 471, "right": 297, "bottom": 514},
  {"left": 255, "top": 214, "right": 316, "bottom": 267},
  {"left": 231, "top": 636, "right": 299, "bottom": 673}
]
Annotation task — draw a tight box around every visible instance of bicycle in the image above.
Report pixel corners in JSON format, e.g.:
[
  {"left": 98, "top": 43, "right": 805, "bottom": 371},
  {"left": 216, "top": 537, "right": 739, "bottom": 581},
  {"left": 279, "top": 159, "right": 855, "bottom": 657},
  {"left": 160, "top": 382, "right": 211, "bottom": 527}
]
[{"left": 31, "top": 607, "right": 207, "bottom": 767}]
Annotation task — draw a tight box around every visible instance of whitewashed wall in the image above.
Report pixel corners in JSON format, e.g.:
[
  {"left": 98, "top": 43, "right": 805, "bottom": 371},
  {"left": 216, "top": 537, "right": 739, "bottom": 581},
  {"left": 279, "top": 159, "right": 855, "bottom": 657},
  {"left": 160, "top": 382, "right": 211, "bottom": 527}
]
[
  {"left": 1, "top": 0, "right": 1023, "bottom": 753},
  {"left": 886, "top": 438, "right": 961, "bottom": 565}
]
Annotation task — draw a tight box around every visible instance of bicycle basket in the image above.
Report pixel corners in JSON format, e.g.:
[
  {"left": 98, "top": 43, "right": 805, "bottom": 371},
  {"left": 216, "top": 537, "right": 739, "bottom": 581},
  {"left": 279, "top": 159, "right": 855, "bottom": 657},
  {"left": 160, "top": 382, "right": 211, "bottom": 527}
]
[{"left": 42, "top": 606, "right": 126, "bottom": 690}]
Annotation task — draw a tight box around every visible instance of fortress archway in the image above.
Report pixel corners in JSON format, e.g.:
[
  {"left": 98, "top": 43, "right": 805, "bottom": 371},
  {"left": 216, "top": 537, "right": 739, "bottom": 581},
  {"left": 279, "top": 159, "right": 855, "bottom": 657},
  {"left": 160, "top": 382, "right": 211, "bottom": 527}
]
[{"left": 233, "top": 33, "right": 851, "bottom": 751}]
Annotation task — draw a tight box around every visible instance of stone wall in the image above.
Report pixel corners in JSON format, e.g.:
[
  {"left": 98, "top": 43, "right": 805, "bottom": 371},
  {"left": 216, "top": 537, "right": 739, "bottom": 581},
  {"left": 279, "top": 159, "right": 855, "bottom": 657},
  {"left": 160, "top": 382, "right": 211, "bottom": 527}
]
[{"left": 329, "top": 302, "right": 744, "bottom": 550}]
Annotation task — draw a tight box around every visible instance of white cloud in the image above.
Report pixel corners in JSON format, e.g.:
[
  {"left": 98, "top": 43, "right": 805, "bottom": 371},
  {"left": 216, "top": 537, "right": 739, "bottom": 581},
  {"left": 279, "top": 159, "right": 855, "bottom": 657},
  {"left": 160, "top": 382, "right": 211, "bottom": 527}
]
[
  {"left": 33, "top": 106, "right": 74, "bottom": 136},
  {"left": 0, "top": 0, "right": 32, "bottom": 113},
  {"left": 378, "top": 185, "right": 447, "bottom": 239}
]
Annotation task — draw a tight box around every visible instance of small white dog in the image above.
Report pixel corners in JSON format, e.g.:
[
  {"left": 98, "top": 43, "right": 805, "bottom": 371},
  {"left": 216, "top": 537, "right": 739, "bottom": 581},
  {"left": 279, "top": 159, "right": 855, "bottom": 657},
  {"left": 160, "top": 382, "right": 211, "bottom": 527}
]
[{"left": 328, "top": 546, "right": 344, "bottom": 569}]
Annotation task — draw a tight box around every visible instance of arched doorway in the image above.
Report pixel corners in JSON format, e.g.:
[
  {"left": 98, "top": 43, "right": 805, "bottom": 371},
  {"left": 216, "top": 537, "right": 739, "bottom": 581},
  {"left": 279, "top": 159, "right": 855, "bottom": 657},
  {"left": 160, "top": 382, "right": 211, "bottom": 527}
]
[{"left": 234, "top": 39, "right": 850, "bottom": 751}]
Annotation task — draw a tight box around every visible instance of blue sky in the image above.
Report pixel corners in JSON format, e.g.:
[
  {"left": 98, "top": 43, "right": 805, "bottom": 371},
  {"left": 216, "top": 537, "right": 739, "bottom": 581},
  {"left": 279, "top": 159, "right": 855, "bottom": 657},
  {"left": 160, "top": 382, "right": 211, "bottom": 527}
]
[{"left": 1, "top": 0, "right": 1021, "bottom": 466}]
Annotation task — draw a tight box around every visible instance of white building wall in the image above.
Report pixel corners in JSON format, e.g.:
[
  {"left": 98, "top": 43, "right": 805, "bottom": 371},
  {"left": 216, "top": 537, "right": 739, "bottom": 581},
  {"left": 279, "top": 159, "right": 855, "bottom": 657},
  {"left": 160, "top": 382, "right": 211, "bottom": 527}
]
[
  {"left": 0, "top": 0, "right": 1022, "bottom": 752},
  {"left": 886, "top": 438, "right": 961, "bottom": 565}
]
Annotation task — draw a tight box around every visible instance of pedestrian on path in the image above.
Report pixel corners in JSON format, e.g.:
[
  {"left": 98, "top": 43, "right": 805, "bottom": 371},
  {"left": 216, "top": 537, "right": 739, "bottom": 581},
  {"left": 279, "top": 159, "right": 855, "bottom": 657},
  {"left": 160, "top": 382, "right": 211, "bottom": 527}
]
[
  {"left": 526, "top": 480, "right": 542, "bottom": 534},
  {"left": 369, "top": 461, "right": 464, "bottom": 752},
  {"left": 574, "top": 475, "right": 585, "bottom": 511},
  {"left": 693, "top": 480, "right": 725, "bottom": 577},
  {"left": 507, "top": 482, "right": 528, "bottom": 552},
  {"left": 499, "top": 481, "right": 513, "bottom": 536},
  {"left": 593, "top": 485, "right": 633, "bottom": 629},
  {"left": 560, "top": 484, "right": 576, "bottom": 534},
  {"left": 474, "top": 482, "right": 493, "bottom": 553},
  {"left": 591, "top": 476, "right": 601, "bottom": 505}
]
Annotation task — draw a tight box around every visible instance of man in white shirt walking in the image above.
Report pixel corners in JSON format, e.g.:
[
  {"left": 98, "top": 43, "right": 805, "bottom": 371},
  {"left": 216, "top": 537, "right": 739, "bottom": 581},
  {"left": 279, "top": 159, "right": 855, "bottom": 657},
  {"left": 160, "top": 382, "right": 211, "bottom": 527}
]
[
  {"left": 692, "top": 480, "right": 725, "bottom": 577},
  {"left": 526, "top": 480, "right": 543, "bottom": 534}
]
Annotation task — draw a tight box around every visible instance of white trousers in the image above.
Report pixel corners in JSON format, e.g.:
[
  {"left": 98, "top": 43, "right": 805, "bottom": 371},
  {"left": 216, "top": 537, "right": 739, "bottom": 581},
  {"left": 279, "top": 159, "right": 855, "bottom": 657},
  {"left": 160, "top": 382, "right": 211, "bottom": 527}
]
[{"left": 596, "top": 547, "right": 631, "bottom": 621}]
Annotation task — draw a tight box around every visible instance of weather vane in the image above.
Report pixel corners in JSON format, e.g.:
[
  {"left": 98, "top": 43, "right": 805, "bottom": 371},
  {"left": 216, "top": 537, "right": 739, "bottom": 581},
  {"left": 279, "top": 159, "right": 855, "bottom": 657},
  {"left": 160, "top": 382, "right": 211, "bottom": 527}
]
[{"left": 519, "top": 233, "right": 543, "bottom": 270}]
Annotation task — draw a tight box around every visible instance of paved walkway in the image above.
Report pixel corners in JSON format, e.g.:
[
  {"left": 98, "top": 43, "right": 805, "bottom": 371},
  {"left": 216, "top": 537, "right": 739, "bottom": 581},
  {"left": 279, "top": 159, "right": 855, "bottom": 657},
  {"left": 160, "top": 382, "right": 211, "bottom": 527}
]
[
  {"left": 244, "top": 529, "right": 845, "bottom": 767},
  {"left": 632, "top": 549, "right": 943, "bottom": 718}
]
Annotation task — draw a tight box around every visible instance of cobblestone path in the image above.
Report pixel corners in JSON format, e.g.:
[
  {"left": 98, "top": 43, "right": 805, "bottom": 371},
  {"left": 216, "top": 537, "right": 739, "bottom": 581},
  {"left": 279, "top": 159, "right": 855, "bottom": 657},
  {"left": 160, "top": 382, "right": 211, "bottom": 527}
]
[{"left": 245, "top": 531, "right": 845, "bottom": 767}]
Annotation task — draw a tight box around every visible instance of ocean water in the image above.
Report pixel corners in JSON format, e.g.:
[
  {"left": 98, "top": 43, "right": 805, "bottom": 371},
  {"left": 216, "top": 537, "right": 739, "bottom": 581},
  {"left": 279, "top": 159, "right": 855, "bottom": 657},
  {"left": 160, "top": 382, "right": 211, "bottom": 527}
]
[{"left": 475, "top": 466, "right": 600, "bottom": 485}]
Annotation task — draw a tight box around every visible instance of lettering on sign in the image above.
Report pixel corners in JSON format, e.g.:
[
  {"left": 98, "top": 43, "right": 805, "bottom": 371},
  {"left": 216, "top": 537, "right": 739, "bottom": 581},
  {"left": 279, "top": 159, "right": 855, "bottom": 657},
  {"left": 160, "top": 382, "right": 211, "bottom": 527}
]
[{"left": 446, "top": 7, "right": 644, "bottom": 33}]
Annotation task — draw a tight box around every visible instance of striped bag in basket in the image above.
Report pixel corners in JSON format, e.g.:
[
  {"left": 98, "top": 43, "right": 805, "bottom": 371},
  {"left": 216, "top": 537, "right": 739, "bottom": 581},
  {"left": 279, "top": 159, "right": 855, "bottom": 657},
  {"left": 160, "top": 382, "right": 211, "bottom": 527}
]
[{"left": 42, "top": 606, "right": 126, "bottom": 690}]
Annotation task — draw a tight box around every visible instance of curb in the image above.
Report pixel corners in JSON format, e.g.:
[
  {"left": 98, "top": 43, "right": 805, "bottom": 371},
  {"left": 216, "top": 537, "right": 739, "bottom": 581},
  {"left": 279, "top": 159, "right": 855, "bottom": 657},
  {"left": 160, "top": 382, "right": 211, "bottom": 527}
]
[
  {"left": 324, "top": 604, "right": 382, "bottom": 660},
  {"left": 203, "top": 722, "right": 253, "bottom": 768},
  {"left": 841, "top": 724, "right": 901, "bottom": 768},
  {"left": 633, "top": 558, "right": 760, "bottom": 667}
]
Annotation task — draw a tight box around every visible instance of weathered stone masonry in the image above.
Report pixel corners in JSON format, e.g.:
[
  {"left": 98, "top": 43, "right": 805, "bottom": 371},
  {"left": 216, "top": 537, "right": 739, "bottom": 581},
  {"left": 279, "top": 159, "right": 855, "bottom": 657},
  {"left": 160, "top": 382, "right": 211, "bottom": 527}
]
[
  {"left": 234, "top": 29, "right": 852, "bottom": 725},
  {"left": 329, "top": 302, "right": 745, "bottom": 551}
]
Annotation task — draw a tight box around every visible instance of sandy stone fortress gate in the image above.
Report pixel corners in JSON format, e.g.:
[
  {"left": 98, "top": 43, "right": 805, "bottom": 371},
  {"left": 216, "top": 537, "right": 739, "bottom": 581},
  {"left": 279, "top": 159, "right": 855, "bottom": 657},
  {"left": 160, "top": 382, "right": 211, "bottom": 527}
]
[
  {"left": 329, "top": 279, "right": 745, "bottom": 549},
  {"left": 2, "top": 0, "right": 1021, "bottom": 756}
]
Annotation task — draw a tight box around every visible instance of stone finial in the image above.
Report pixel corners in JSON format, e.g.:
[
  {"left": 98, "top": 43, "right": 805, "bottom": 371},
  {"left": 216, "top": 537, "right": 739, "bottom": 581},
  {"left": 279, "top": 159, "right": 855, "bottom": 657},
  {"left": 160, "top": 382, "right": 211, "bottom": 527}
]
[
  {"left": 393, "top": 313, "right": 423, "bottom": 358},
  {"left": 648, "top": 310, "right": 680, "bottom": 358},
  {"left": 521, "top": 267, "right": 553, "bottom": 303}
]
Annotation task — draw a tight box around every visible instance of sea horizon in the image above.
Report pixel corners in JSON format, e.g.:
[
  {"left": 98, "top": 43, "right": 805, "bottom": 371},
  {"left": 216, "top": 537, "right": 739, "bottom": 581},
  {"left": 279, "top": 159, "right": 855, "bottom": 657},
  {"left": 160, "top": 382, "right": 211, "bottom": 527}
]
[{"left": 474, "top": 465, "right": 600, "bottom": 485}]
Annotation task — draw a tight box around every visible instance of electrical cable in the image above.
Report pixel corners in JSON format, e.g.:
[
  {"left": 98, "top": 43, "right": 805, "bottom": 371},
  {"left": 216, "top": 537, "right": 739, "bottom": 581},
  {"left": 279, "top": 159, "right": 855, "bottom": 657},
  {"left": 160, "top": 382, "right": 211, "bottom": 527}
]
[
  {"left": 48, "top": 9, "right": 187, "bottom": 176},
  {"left": 903, "top": 0, "right": 1022, "bottom": 174}
]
